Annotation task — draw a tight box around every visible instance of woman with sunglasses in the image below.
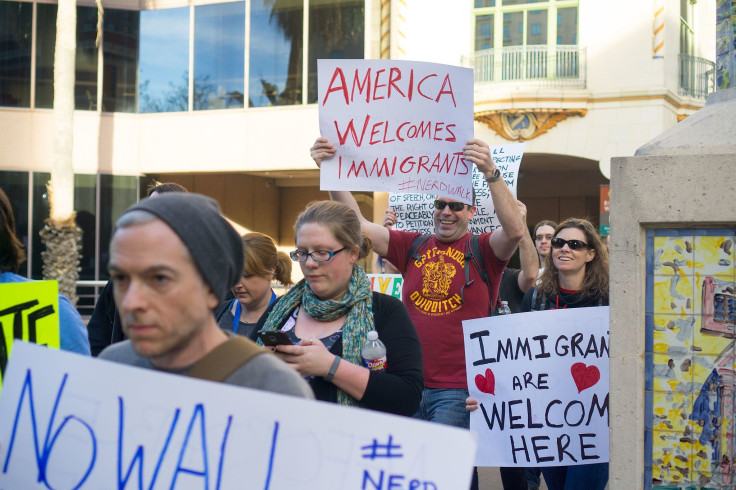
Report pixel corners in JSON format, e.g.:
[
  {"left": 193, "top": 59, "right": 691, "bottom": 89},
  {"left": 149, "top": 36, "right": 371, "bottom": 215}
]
[
  {"left": 215, "top": 232, "right": 293, "bottom": 339},
  {"left": 256, "top": 200, "right": 423, "bottom": 414},
  {"left": 521, "top": 217, "right": 609, "bottom": 490}
]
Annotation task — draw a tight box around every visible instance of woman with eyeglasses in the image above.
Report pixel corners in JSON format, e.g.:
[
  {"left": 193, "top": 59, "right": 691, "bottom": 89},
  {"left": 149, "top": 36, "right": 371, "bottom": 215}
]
[
  {"left": 521, "top": 217, "right": 609, "bottom": 490},
  {"left": 215, "top": 232, "right": 293, "bottom": 340},
  {"left": 255, "top": 200, "right": 423, "bottom": 414}
]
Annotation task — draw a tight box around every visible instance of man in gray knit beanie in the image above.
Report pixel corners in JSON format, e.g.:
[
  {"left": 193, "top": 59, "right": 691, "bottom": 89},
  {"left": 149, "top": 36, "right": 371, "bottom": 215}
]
[
  {"left": 98, "top": 193, "right": 313, "bottom": 399},
  {"left": 120, "top": 193, "right": 243, "bottom": 301}
]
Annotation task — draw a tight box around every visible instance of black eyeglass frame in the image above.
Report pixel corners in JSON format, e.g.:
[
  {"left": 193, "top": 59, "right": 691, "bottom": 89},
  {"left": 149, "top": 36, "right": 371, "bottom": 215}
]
[
  {"left": 433, "top": 199, "right": 470, "bottom": 212},
  {"left": 550, "top": 237, "right": 591, "bottom": 251},
  {"left": 290, "top": 247, "right": 347, "bottom": 263}
]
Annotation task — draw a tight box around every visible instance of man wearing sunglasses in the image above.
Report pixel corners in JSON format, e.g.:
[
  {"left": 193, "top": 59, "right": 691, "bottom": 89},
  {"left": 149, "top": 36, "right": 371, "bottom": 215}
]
[{"left": 311, "top": 137, "right": 523, "bottom": 489}]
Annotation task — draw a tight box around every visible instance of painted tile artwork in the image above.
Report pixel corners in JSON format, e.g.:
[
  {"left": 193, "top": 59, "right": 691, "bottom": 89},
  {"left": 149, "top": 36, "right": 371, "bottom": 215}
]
[{"left": 646, "top": 229, "right": 736, "bottom": 489}]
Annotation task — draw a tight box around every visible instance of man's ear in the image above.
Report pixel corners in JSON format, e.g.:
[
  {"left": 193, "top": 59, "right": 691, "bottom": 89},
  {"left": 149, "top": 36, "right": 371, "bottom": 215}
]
[
  {"left": 468, "top": 206, "right": 477, "bottom": 219},
  {"left": 206, "top": 290, "right": 220, "bottom": 310}
]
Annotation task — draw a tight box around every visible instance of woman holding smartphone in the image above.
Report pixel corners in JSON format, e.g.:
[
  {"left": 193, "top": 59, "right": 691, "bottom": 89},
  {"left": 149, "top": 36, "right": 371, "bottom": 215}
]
[
  {"left": 216, "top": 232, "right": 292, "bottom": 339},
  {"left": 256, "top": 200, "right": 423, "bottom": 415}
]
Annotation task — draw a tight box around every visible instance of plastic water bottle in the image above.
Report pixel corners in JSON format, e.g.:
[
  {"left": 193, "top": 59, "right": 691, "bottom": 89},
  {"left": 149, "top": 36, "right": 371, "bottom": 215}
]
[
  {"left": 361, "top": 331, "right": 387, "bottom": 372},
  {"left": 497, "top": 300, "right": 511, "bottom": 315}
]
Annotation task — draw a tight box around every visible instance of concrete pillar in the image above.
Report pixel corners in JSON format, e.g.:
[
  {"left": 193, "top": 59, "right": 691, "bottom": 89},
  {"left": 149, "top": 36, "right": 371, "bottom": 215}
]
[{"left": 609, "top": 88, "right": 736, "bottom": 488}]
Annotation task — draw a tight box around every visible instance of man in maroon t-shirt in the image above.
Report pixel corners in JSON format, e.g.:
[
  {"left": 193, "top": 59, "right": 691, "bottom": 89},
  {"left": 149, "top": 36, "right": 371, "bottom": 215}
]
[{"left": 311, "top": 137, "right": 523, "bottom": 488}]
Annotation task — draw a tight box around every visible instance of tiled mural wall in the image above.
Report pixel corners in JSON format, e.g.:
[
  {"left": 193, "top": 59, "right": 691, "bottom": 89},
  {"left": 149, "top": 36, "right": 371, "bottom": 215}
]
[{"left": 646, "top": 229, "right": 736, "bottom": 489}]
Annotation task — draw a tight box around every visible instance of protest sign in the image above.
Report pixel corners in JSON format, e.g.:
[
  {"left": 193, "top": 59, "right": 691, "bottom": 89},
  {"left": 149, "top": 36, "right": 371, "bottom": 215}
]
[
  {"left": 463, "top": 307, "right": 609, "bottom": 467},
  {"left": 0, "top": 341, "right": 476, "bottom": 489},
  {"left": 0, "top": 281, "right": 60, "bottom": 389},
  {"left": 318, "top": 59, "right": 475, "bottom": 203},
  {"left": 367, "top": 274, "right": 403, "bottom": 300},
  {"left": 389, "top": 143, "right": 524, "bottom": 235}
]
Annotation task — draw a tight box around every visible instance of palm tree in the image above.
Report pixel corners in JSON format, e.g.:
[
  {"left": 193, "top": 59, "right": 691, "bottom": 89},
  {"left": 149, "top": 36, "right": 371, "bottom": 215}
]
[{"left": 41, "top": 0, "right": 82, "bottom": 305}]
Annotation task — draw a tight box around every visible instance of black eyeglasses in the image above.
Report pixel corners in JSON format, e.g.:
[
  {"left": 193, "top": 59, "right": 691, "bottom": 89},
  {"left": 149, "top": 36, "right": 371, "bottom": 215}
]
[
  {"left": 551, "top": 238, "right": 590, "bottom": 250},
  {"left": 290, "top": 247, "right": 347, "bottom": 263},
  {"left": 433, "top": 200, "right": 469, "bottom": 212}
]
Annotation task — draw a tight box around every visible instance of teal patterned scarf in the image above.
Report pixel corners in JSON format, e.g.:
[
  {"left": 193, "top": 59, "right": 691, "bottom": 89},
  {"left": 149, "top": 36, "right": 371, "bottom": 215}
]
[{"left": 259, "top": 265, "right": 374, "bottom": 406}]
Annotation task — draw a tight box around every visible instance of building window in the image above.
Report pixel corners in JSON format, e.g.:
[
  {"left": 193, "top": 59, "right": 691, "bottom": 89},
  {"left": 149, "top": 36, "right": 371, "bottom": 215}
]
[
  {"left": 34, "top": 4, "right": 99, "bottom": 110},
  {"left": 74, "top": 174, "right": 97, "bottom": 280},
  {"left": 476, "top": 14, "right": 494, "bottom": 50},
  {"left": 194, "top": 2, "right": 245, "bottom": 110},
  {"left": 527, "top": 11, "right": 546, "bottom": 45},
  {"left": 249, "top": 0, "right": 303, "bottom": 107},
  {"left": 475, "top": 0, "right": 578, "bottom": 50},
  {"left": 307, "top": 0, "right": 364, "bottom": 104},
  {"left": 503, "top": 12, "right": 523, "bottom": 46},
  {"left": 98, "top": 175, "right": 138, "bottom": 280},
  {"left": 30, "top": 173, "right": 50, "bottom": 279},
  {"left": 35, "top": 4, "right": 57, "bottom": 109},
  {"left": 0, "top": 1, "right": 32, "bottom": 107},
  {"left": 1, "top": 171, "right": 138, "bottom": 282},
  {"left": 139, "top": 7, "right": 190, "bottom": 113},
  {"left": 557, "top": 7, "right": 577, "bottom": 45},
  {"left": 0, "top": 171, "right": 31, "bottom": 276},
  {"left": 1, "top": 1, "right": 365, "bottom": 112},
  {"left": 103, "top": 9, "right": 139, "bottom": 113},
  {"left": 680, "top": 0, "right": 694, "bottom": 56}
]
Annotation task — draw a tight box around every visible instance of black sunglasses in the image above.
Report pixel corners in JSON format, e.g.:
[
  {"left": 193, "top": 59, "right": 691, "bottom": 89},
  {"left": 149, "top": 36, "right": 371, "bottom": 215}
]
[
  {"left": 551, "top": 237, "right": 590, "bottom": 250},
  {"left": 433, "top": 200, "right": 468, "bottom": 212}
]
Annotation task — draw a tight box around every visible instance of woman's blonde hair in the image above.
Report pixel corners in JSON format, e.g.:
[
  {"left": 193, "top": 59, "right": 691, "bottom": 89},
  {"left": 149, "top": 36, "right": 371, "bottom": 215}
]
[
  {"left": 295, "top": 201, "right": 373, "bottom": 259},
  {"left": 537, "top": 218, "right": 609, "bottom": 302},
  {"left": 242, "top": 232, "right": 293, "bottom": 286}
]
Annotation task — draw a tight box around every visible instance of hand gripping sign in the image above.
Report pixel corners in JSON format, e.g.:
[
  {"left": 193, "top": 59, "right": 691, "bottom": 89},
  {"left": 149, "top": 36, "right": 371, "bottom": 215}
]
[
  {"left": 0, "top": 342, "right": 477, "bottom": 489},
  {"left": 463, "top": 307, "right": 610, "bottom": 467},
  {"left": 318, "top": 59, "right": 475, "bottom": 204}
]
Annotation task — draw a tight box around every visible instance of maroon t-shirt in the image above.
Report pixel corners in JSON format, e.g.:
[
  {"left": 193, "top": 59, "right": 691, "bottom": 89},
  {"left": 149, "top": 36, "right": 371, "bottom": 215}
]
[{"left": 386, "top": 230, "right": 507, "bottom": 388}]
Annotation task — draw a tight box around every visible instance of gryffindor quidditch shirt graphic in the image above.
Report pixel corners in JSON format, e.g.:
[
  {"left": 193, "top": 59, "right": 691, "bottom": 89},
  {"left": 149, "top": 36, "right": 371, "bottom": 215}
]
[{"left": 386, "top": 230, "right": 507, "bottom": 389}]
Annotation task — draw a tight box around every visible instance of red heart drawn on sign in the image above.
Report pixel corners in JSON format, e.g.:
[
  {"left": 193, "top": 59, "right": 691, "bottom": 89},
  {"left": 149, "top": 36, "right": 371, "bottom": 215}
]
[
  {"left": 475, "top": 368, "right": 495, "bottom": 395},
  {"left": 570, "top": 362, "right": 600, "bottom": 393}
]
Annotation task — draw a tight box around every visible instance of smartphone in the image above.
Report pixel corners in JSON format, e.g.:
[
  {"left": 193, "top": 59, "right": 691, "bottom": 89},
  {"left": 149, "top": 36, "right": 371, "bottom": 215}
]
[{"left": 258, "top": 330, "right": 294, "bottom": 346}]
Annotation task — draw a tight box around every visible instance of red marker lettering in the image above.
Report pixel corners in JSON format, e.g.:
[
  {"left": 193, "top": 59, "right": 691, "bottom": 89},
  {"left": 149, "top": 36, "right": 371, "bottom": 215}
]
[{"left": 322, "top": 68, "right": 348, "bottom": 106}]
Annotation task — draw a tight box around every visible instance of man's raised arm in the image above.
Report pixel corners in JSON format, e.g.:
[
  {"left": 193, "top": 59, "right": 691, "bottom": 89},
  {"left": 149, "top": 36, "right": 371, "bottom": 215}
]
[
  {"left": 310, "top": 137, "right": 390, "bottom": 256},
  {"left": 515, "top": 201, "right": 538, "bottom": 292},
  {"left": 462, "top": 138, "right": 524, "bottom": 261}
]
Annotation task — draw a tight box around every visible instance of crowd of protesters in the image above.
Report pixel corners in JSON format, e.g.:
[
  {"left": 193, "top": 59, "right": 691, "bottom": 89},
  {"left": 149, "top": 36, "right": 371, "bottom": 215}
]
[{"left": 0, "top": 132, "right": 609, "bottom": 490}]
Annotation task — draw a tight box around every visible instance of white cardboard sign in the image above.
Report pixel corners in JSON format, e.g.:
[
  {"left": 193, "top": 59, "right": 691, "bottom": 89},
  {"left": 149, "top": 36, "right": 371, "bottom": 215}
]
[
  {"left": 388, "top": 143, "right": 524, "bottom": 235},
  {"left": 463, "top": 307, "right": 610, "bottom": 467},
  {"left": 0, "top": 341, "right": 476, "bottom": 489},
  {"left": 318, "top": 59, "right": 475, "bottom": 203}
]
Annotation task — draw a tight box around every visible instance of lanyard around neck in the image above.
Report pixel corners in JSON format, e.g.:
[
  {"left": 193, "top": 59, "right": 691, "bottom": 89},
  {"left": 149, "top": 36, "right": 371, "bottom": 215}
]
[{"left": 231, "top": 290, "right": 277, "bottom": 334}]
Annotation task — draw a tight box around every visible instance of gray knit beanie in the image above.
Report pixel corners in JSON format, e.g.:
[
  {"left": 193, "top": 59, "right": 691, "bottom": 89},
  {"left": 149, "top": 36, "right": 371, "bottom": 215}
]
[{"left": 121, "top": 193, "right": 243, "bottom": 301}]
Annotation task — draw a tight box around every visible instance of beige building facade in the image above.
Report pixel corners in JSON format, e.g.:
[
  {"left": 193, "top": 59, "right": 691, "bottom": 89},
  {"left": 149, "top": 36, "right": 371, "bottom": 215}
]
[{"left": 0, "top": 0, "right": 715, "bottom": 291}]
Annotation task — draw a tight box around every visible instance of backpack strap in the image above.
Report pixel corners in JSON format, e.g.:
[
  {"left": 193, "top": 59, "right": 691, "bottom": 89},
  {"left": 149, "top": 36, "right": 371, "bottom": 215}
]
[
  {"left": 531, "top": 288, "right": 547, "bottom": 311},
  {"left": 186, "top": 336, "right": 265, "bottom": 382},
  {"left": 464, "top": 234, "right": 495, "bottom": 316},
  {"left": 408, "top": 234, "right": 433, "bottom": 263}
]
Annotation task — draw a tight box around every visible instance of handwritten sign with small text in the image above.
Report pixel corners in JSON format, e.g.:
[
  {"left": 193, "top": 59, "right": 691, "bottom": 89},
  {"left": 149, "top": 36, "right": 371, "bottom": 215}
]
[
  {"left": 463, "top": 307, "right": 609, "bottom": 467},
  {"left": 318, "top": 59, "right": 475, "bottom": 203},
  {"left": 0, "top": 341, "right": 476, "bottom": 488},
  {"left": 0, "top": 281, "right": 59, "bottom": 389},
  {"left": 389, "top": 143, "right": 524, "bottom": 235}
]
